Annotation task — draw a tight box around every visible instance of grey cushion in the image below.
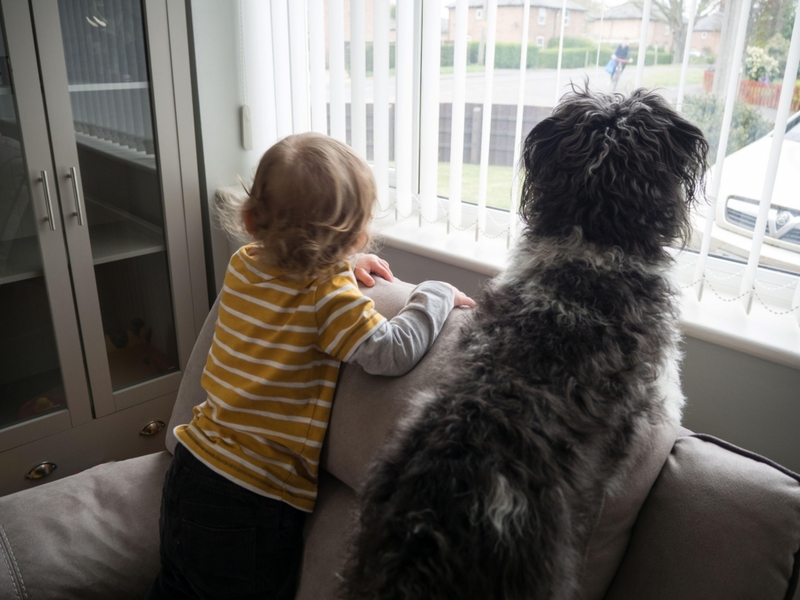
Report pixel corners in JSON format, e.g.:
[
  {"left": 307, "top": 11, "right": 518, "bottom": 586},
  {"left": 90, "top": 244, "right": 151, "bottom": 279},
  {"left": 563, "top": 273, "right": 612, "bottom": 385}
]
[
  {"left": 0, "top": 451, "right": 170, "bottom": 600},
  {"left": 604, "top": 434, "right": 800, "bottom": 599},
  {"left": 296, "top": 471, "right": 356, "bottom": 600}
]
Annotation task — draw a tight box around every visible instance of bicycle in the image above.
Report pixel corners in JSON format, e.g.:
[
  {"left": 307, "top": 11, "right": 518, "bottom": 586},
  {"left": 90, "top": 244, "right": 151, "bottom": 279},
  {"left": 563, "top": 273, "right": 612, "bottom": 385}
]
[{"left": 610, "top": 60, "right": 626, "bottom": 90}]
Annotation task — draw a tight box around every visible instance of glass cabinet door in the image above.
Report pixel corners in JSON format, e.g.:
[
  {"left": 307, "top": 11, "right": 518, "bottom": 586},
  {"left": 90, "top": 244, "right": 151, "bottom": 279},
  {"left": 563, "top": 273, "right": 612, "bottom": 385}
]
[
  {"left": 58, "top": 0, "right": 179, "bottom": 392},
  {"left": 33, "top": 0, "right": 181, "bottom": 407},
  {"left": 0, "top": 25, "right": 65, "bottom": 431},
  {"left": 0, "top": 0, "right": 92, "bottom": 444}
]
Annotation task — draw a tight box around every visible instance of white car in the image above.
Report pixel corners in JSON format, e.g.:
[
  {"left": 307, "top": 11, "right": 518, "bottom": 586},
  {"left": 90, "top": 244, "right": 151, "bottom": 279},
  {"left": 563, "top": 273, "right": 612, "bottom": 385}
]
[{"left": 692, "top": 113, "right": 800, "bottom": 273}]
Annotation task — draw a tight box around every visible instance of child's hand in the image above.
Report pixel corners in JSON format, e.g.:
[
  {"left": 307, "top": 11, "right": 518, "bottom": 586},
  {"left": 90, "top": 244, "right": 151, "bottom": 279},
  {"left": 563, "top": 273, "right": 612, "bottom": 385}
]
[
  {"left": 451, "top": 285, "right": 476, "bottom": 308},
  {"left": 354, "top": 254, "right": 394, "bottom": 287}
]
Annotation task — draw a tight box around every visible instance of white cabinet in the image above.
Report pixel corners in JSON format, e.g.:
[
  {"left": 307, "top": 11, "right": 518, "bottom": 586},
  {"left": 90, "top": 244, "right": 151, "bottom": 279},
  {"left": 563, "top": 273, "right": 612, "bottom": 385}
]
[{"left": 0, "top": 0, "right": 206, "bottom": 493}]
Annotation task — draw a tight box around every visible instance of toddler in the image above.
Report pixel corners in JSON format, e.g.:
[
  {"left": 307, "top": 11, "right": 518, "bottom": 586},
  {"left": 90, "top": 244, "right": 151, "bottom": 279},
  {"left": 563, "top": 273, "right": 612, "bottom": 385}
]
[{"left": 147, "top": 132, "right": 474, "bottom": 600}]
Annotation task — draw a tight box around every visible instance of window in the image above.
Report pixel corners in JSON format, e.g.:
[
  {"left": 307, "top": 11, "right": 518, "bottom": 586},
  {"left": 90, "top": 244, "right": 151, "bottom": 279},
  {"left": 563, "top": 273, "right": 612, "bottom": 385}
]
[
  {"left": 702, "top": 31, "right": 708, "bottom": 39},
  {"left": 476, "top": 8, "right": 483, "bottom": 20},
  {"left": 664, "top": 24, "right": 670, "bottom": 35},
  {"left": 237, "top": 0, "right": 800, "bottom": 341},
  {"left": 563, "top": 9, "right": 569, "bottom": 27},
  {"left": 538, "top": 7, "right": 546, "bottom": 26}
]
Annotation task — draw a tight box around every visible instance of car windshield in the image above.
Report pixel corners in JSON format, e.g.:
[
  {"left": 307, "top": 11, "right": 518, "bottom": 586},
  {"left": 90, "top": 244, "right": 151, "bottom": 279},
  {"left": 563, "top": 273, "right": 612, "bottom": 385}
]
[{"left": 784, "top": 117, "right": 800, "bottom": 142}]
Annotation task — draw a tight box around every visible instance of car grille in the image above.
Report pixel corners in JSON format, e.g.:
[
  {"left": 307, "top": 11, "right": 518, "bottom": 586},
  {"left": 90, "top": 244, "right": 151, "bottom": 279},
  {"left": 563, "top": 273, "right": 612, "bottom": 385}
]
[{"left": 725, "top": 198, "right": 800, "bottom": 246}]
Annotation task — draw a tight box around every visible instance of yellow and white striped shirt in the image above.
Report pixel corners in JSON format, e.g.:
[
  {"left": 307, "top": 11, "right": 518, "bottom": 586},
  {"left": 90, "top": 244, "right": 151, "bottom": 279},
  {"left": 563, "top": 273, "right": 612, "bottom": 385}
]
[{"left": 175, "top": 245, "right": 385, "bottom": 511}]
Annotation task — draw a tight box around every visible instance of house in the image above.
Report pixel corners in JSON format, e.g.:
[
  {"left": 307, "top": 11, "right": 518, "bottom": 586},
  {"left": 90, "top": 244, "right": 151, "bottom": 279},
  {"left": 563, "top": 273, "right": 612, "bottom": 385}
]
[
  {"left": 445, "top": 0, "right": 589, "bottom": 49},
  {"left": 586, "top": 2, "right": 674, "bottom": 51},
  {"left": 691, "top": 11, "right": 722, "bottom": 56}
]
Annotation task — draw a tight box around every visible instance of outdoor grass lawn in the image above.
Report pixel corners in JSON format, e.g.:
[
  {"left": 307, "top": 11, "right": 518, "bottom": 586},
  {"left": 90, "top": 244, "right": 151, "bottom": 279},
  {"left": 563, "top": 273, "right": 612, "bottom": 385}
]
[
  {"left": 437, "top": 162, "right": 518, "bottom": 211},
  {"left": 641, "top": 65, "right": 705, "bottom": 88}
]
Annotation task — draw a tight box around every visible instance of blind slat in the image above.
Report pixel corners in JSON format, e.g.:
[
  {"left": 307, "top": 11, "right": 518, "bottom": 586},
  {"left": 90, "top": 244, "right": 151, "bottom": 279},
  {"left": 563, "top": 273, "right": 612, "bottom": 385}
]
[
  {"left": 373, "top": 0, "right": 390, "bottom": 210},
  {"left": 270, "top": 0, "right": 293, "bottom": 138},
  {"left": 448, "top": 0, "right": 469, "bottom": 231},
  {"left": 350, "top": 0, "right": 367, "bottom": 158},
  {"left": 419, "top": 0, "right": 441, "bottom": 223},
  {"left": 395, "top": 0, "right": 414, "bottom": 216},
  {"left": 554, "top": 0, "right": 567, "bottom": 105},
  {"left": 509, "top": 0, "right": 532, "bottom": 246},
  {"left": 476, "top": 0, "right": 498, "bottom": 240},
  {"left": 676, "top": 0, "right": 698, "bottom": 111},
  {"left": 594, "top": 1, "right": 605, "bottom": 75},
  {"left": 242, "top": 0, "right": 277, "bottom": 150},
  {"left": 328, "top": 0, "right": 346, "bottom": 142},
  {"left": 693, "top": 0, "right": 753, "bottom": 300},
  {"left": 738, "top": 8, "right": 800, "bottom": 312},
  {"left": 307, "top": 0, "right": 327, "bottom": 134},
  {"left": 635, "top": 0, "right": 652, "bottom": 87},
  {"left": 288, "top": 0, "right": 310, "bottom": 133}
]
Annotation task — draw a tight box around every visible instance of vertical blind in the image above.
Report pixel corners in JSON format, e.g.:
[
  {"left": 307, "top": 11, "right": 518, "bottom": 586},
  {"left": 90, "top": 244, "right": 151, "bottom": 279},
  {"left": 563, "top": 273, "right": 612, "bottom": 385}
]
[{"left": 238, "top": 0, "right": 800, "bottom": 323}]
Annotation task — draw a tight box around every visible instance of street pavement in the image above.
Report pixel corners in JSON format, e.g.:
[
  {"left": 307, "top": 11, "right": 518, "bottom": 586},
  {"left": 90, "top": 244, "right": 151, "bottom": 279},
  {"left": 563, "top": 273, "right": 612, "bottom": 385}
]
[{"left": 342, "top": 65, "right": 706, "bottom": 108}]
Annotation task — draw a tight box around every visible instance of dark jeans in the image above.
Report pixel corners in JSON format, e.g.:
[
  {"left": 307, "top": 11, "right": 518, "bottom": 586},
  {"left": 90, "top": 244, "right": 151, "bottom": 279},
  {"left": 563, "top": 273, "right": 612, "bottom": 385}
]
[{"left": 146, "top": 443, "right": 306, "bottom": 600}]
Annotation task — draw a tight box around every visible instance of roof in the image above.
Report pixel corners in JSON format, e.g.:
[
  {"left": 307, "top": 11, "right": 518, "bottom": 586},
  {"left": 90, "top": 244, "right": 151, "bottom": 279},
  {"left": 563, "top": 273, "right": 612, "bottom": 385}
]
[
  {"left": 446, "top": 0, "right": 588, "bottom": 12},
  {"left": 586, "top": 2, "right": 667, "bottom": 22},
  {"left": 694, "top": 12, "right": 723, "bottom": 31}
]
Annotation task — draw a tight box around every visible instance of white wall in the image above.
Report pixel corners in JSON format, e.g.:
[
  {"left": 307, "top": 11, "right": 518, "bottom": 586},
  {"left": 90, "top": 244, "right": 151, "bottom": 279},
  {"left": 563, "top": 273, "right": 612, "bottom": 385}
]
[{"left": 189, "top": 0, "right": 248, "bottom": 292}]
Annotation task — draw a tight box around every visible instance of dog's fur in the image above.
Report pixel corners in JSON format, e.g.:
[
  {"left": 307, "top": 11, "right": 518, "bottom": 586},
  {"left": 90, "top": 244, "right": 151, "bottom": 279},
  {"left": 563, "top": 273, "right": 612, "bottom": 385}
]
[{"left": 339, "top": 88, "right": 709, "bottom": 600}]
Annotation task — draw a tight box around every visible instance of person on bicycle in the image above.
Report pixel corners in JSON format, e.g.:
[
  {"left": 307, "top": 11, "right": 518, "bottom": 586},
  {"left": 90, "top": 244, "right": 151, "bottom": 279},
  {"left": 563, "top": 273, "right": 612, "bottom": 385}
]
[{"left": 610, "top": 38, "right": 632, "bottom": 82}]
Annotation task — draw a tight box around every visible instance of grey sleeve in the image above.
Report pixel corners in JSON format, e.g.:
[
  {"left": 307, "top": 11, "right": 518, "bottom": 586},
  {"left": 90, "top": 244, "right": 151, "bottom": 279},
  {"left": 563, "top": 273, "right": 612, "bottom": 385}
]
[{"left": 347, "top": 281, "right": 455, "bottom": 376}]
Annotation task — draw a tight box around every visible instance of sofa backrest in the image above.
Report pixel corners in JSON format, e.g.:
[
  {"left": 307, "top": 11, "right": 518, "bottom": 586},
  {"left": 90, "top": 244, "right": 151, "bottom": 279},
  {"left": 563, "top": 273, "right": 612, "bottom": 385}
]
[{"left": 604, "top": 433, "right": 800, "bottom": 599}]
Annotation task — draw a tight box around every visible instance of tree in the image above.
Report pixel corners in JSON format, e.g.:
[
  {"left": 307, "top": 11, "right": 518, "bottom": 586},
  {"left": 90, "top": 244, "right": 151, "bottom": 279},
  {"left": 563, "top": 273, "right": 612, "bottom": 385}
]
[
  {"left": 748, "top": 0, "right": 796, "bottom": 45},
  {"left": 645, "top": 0, "right": 720, "bottom": 62}
]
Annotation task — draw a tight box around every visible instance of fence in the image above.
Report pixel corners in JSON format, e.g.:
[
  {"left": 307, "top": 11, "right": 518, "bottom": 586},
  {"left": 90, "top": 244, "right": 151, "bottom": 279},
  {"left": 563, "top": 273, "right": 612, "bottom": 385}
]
[{"left": 703, "top": 69, "right": 800, "bottom": 112}]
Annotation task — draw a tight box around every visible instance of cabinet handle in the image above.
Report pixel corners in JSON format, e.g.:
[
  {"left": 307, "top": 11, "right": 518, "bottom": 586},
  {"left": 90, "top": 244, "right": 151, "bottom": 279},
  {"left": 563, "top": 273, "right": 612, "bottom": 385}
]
[
  {"left": 67, "top": 167, "right": 85, "bottom": 226},
  {"left": 39, "top": 170, "right": 56, "bottom": 231},
  {"left": 25, "top": 462, "right": 57, "bottom": 480},
  {"left": 140, "top": 420, "right": 166, "bottom": 436}
]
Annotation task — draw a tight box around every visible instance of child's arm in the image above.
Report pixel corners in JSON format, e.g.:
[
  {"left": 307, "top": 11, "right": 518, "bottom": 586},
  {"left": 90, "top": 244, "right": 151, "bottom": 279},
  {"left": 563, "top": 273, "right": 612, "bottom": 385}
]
[{"left": 347, "top": 281, "right": 475, "bottom": 377}]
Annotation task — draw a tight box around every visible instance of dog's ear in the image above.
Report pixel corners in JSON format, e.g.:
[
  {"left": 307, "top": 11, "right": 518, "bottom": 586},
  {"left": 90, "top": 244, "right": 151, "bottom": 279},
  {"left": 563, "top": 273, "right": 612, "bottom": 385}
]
[{"left": 519, "top": 88, "right": 708, "bottom": 260}]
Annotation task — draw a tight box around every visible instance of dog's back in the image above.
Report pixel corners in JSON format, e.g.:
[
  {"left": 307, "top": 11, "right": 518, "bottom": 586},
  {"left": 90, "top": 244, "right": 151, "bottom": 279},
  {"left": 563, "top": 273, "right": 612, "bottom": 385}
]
[{"left": 340, "top": 88, "right": 708, "bottom": 600}]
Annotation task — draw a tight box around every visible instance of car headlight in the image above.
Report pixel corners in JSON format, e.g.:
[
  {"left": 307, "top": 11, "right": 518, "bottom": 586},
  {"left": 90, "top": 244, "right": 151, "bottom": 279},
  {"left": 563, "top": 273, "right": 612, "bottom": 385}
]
[{"left": 724, "top": 196, "right": 800, "bottom": 245}]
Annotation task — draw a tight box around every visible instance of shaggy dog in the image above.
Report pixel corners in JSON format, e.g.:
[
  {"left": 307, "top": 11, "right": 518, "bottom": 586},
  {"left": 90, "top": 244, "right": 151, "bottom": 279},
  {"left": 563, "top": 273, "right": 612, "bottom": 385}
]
[{"left": 339, "top": 87, "right": 709, "bottom": 600}]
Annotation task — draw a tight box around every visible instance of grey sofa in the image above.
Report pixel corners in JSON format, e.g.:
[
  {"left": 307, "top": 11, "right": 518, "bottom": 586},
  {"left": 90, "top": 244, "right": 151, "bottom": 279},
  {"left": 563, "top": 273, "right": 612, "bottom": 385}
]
[{"left": 1, "top": 279, "right": 798, "bottom": 600}]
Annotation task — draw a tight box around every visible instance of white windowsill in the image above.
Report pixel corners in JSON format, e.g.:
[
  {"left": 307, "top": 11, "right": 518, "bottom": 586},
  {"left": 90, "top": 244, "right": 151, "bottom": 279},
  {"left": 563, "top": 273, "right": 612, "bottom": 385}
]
[{"left": 373, "top": 210, "right": 800, "bottom": 372}]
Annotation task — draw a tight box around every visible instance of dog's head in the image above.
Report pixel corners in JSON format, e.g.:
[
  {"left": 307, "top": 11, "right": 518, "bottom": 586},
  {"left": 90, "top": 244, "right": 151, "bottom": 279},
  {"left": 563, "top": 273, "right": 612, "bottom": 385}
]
[{"left": 520, "top": 86, "right": 709, "bottom": 259}]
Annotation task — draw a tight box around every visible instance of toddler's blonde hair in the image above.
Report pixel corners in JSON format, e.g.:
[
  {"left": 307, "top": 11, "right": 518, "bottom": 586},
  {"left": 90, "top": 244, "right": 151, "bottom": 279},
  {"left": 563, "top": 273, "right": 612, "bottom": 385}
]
[{"left": 238, "top": 133, "right": 375, "bottom": 277}]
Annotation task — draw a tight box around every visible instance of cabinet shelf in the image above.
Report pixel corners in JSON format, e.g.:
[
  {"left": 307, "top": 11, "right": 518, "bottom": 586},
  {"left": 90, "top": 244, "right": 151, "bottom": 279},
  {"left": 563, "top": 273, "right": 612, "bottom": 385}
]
[
  {"left": 88, "top": 219, "right": 165, "bottom": 266},
  {"left": 0, "top": 236, "right": 43, "bottom": 284},
  {"left": 0, "top": 205, "right": 165, "bottom": 285}
]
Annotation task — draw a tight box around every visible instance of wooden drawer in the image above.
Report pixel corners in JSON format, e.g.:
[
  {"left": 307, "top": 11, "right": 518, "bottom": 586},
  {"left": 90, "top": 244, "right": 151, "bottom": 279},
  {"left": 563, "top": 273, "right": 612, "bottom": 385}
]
[{"left": 0, "top": 392, "right": 176, "bottom": 497}]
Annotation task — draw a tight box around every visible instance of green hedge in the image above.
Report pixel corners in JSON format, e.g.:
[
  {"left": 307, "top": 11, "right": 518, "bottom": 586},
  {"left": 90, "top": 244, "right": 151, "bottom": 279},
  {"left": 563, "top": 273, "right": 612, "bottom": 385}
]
[
  {"left": 546, "top": 36, "right": 596, "bottom": 49},
  {"left": 344, "top": 41, "right": 396, "bottom": 73},
  {"left": 345, "top": 41, "right": 673, "bottom": 73}
]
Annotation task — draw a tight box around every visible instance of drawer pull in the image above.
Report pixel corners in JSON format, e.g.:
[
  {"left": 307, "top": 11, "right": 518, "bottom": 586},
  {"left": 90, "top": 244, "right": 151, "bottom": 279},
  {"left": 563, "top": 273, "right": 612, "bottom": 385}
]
[
  {"left": 25, "top": 462, "right": 57, "bottom": 480},
  {"left": 140, "top": 420, "right": 166, "bottom": 436}
]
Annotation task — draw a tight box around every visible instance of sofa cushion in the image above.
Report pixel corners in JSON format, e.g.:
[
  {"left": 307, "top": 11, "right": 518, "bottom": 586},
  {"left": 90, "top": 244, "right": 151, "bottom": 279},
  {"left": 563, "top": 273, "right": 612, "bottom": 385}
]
[
  {"left": 296, "top": 470, "right": 356, "bottom": 600},
  {"left": 0, "top": 451, "right": 170, "bottom": 600},
  {"left": 603, "top": 434, "right": 800, "bottom": 600}
]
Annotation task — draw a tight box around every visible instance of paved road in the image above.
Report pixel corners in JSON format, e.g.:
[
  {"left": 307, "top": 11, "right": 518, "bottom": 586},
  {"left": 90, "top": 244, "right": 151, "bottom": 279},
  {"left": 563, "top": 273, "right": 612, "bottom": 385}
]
[{"left": 343, "top": 65, "right": 706, "bottom": 108}]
